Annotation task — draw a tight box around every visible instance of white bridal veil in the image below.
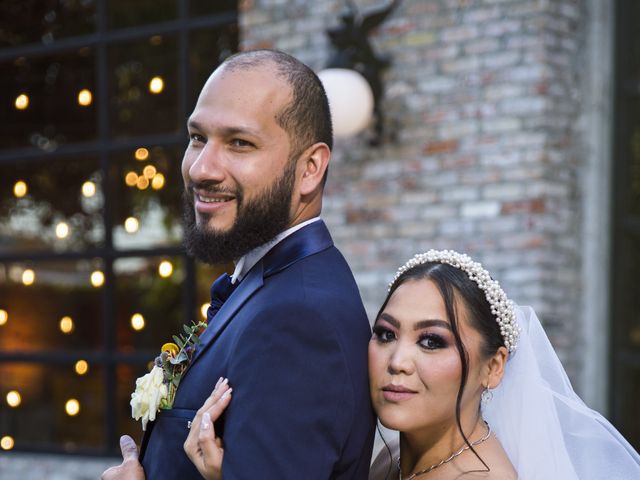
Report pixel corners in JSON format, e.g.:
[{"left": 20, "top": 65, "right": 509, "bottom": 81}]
[{"left": 483, "top": 306, "right": 640, "bottom": 479}]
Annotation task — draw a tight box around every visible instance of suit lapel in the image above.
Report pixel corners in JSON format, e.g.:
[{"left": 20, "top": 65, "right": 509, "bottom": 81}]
[{"left": 183, "top": 221, "right": 334, "bottom": 375}]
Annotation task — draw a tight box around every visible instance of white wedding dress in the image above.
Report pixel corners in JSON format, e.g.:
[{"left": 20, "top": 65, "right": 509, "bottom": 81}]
[{"left": 368, "top": 307, "right": 640, "bottom": 480}]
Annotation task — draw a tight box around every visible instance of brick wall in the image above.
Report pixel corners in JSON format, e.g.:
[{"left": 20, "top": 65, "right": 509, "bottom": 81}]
[{"left": 241, "top": 0, "right": 587, "bottom": 379}]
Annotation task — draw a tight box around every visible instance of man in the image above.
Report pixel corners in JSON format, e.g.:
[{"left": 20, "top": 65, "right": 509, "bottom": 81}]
[{"left": 103, "top": 50, "right": 375, "bottom": 479}]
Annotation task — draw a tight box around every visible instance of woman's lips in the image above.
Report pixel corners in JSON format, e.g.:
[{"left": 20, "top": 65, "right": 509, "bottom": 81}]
[{"left": 382, "top": 384, "right": 418, "bottom": 402}]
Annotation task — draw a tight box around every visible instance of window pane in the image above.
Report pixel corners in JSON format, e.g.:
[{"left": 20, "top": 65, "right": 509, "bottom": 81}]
[
  {"left": 0, "top": 259, "right": 104, "bottom": 352},
  {"left": 0, "top": 156, "right": 103, "bottom": 254},
  {"left": 110, "top": 146, "right": 183, "bottom": 250},
  {"left": 0, "top": 0, "right": 96, "bottom": 48},
  {"left": 1, "top": 50, "right": 97, "bottom": 149},
  {"left": 109, "top": 36, "right": 179, "bottom": 138},
  {"left": 189, "top": 25, "right": 239, "bottom": 105},
  {"left": 190, "top": 0, "right": 236, "bottom": 17},
  {"left": 108, "top": 0, "right": 177, "bottom": 30},
  {"left": 115, "top": 256, "right": 185, "bottom": 352},
  {"left": 0, "top": 362, "right": 105, "bottom": 452}
]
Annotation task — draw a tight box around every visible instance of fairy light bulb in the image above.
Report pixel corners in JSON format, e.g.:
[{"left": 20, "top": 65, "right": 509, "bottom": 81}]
[
  {"left": 149, "top": 76, "right": 164, "bottom": 94},
  {"left": 22, "top": 269, "right": 35, "bottom": 286},
  {"left": 158, "top": 260, "right": 173, "bottom": 278},
  {"left": 6, "top": 391, "right": 21, "bottom": 408},
  {"left": 135, "top": 148, "right": 149, "bottom": 161},
  {"left": 0, "top": 309, "right": 7, "bottom": 326},
  {"left": 59, "top": 316, "right": 74, "bottom": 334},
  {"left": 131, "top": 313, "right": 145, "bottom": 331},
  {"left": 15, "top": 93, "right": 29, "bottom": 110},
  {"left": 124, "top": 217, "right": 139, "bottom": 233},
  {"left": 65, "top": 399, "right": 80, "bottom": 416},
  {"left": 91, "top": 270, "right": 104, "bottom": 287},
  {"left": 82, "top": 181, "right": 96, "bottom": 197},
  {"left": 55, "top": 222, "right": 70, "bottom": 239},
  {"left": 77, "top": 89, "right": 93, "bottom": 106},
  {"left": 75, "top": 360, "right": 89, "bottom": 375},
  {"left": 13, "top": 181, "right": 27, "bottom": 197}
]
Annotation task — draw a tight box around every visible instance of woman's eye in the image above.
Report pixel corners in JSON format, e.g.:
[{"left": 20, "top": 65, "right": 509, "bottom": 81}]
[
  {"left": 372, "top": 325, "right": 395, "bottom": 343},
  {"left": 419, "top": 334, "right": 446, "bottom": 350}
]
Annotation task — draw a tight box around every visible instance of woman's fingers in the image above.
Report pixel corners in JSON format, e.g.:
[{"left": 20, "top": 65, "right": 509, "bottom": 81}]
[{"left": 184, "top": 378, "right": 233, "bottom": 480}]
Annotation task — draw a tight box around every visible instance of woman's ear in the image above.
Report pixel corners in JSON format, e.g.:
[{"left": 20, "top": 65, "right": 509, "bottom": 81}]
[
  {"left": 297, "top": 142, "right": 330, "bottom": 196},
  {"left": 484, "top": 346, "right": 508, "bottom": 389}
]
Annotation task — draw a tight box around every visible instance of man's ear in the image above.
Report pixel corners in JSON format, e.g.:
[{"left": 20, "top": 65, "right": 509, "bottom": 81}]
[
  {"left": 297, "top": 142, "right": 330, "bottom": 196},
  {"left": 484, "top": 346, "right": 508, "bottom": 389}
]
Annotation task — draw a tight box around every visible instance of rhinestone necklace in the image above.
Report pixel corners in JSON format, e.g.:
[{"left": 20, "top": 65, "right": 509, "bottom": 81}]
[{"left": 396, "top": 421, "right": 492, "bottom": 480}]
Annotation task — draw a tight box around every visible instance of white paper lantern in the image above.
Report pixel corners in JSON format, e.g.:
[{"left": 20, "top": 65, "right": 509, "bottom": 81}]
[{"left": 318, "top": 68, "right": 374, "bottom": 138}]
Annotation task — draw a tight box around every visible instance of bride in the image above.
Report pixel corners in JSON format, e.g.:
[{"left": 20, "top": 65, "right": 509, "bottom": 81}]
[{"left": 107, "top": 250, "right": 640, "bottom": 479}]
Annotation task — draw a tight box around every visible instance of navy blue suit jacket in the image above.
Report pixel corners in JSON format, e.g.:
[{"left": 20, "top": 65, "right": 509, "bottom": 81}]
[{"left": 140, "top": 221, "right": 375, "bottom": 478}]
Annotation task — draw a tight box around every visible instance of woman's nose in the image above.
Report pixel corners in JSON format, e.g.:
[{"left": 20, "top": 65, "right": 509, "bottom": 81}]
[{"left": 387, "top": 344, "right": 415, "bottom": 375}]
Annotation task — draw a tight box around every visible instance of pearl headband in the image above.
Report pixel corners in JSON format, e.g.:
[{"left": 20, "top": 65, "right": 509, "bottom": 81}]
[{"left": 389, "top": 249, "right": 520, "bottom": 353}]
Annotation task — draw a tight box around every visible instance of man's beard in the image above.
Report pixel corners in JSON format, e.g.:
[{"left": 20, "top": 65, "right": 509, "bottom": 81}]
[{"left": 183, "top": 160, "right": 296, "bottom": 265}]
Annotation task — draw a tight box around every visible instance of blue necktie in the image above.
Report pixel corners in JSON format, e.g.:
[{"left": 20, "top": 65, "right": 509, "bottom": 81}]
[{"left": 206, "top": 273, "right": 237, "bottom": 324}]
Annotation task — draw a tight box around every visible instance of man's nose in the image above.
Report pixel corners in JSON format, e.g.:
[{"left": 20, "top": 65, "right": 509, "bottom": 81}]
[{"left": 187, "top": 142, "right": 225, "bottom": 184}]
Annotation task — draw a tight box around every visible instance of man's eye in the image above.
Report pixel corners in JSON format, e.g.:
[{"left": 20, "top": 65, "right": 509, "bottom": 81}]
[
  {"left": 189, "top": 133, "right": 205, "bottom": 143},
  {"left": 230, "top": 139, "right": 253, "bottom": 148}
]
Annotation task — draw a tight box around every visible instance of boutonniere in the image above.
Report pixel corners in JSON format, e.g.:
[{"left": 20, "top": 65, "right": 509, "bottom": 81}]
[{"left": 130, "top": 321, "right": 207, "bottom": 430}]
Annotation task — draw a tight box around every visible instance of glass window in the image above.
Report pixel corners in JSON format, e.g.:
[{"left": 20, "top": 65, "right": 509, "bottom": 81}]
[
  {"left": 189, "top": 25, "right": 239, "bottom": 105},
  {"left": 0, "top": 0, "right": 96, "bottom": 48},
  {"left": 0, "top": 259, "right": 104, "bottom": 352},
  {"left": 0, "top": 1, "right": 237, "bottom": 456},
  {"left": 115, "top": 256, "right": 185, "bottom": 352},
  {"left": 110, "top": 146, "right": 184, "bottom": 250},
  {"left": 0, "top": 362, "right": 105, "bottom": 452},
  {"left": 109, "top": 35, "right": 179, "bottom": 139},
  {"left": 108, "top": 0, "right": 177, "bottom": 30},
  {"left": 1, "top": 50, "right": 97, "bottom": 150},
  {"left": 0, "top": 155, "right": 103, "bottom": 254}
]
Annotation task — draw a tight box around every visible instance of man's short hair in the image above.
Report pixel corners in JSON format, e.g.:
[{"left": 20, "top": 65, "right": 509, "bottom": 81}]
[{"left": 220, "top": 49, "right": 333, "bottom": 160}]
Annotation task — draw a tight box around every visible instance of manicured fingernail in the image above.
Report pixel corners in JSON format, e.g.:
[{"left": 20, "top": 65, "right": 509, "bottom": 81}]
[
  {"left": 221, "top": 378, "right": 229, "bottom": 387},
  {"left": 202, "top": 412, "right": 211, "bottom": 430},
  {"left": 215, "top": 377, "right": 223, "bottom": 388},
  {"left": 222, "top": 388, "right": 232, "bottom": 399}
]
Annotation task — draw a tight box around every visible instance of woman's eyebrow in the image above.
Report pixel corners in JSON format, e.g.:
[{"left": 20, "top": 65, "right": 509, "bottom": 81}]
[{"left": 414, "top": 319, "right": 451, "bottom": 331}]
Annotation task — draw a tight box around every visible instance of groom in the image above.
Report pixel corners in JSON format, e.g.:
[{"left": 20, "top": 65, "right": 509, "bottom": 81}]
[{"left": 103, "top": 49, "right": 375, "bottom": 479}]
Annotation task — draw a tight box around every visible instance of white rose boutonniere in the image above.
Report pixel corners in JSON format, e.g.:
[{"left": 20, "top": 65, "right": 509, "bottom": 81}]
[
  {"left": 130, "top": 321, "right": 207, "bottom": 430},
  {"left": 131, "top": 365, "right": 167, "bottom": 431}
]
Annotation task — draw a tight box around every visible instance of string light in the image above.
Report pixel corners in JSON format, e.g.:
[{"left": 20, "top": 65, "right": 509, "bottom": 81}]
[
  {"left": 149, "top": 76, "right": 164, "bottom": 94},
  {"left": 13, "top": 180, "right": 27, "bottom": 198},
  {"left": 59, "top": 316, "right": 74, "bottom": 334},
  {"left": 136, "top": 176, "right": 149, "bottom": 190},
  {"left": 75, "top": 360, "right": 89, "bottom": 375},
  {"left": 55, "top": 222, "right": 70, "bottom": 239},
  {"left": 0, "top": 309, "right": 7, "bottom": 326},
  {"left": 65, "top": 399, "right": 80, "bottom": 416},
  {"left": 135, "top": 148, "right": 149, "bottom": 161},
  {"left": 201, "top": 303, "right": 209, "bottom": 319},
  {"left": 158, "top": 260, "right": 173, "bottom": 278},
  {"left": 151, "top": 173, "right": 165, "bottom": 190},
  {"left": 131, "top": 313, "right": 145, "bottom": 331},
  {"left": 22, "top": 269, "right": 35, "bottom": 286},
  {"left": 125, "top": 171, "right": 138, "bottom": 186},
  {"left": 143, "top": 165, "right": 156, "bottom": 179},
  {"left": 0, "top": 436, "right": 14, "bottom": 450},
  {"left": 15, "top": 93, "right": 29, "bottom": 110},
  {"left": 91, "top": 270, "right": 104, "bottom": 287},
  {"left": 124, "top": 217, "right": 139, "bottom": 233},
  {"left": 77, "top": 88, "right": 93, "bottom": 106},
  {"left": 6, "top": 391, "right": 21, "bottom": 408},
  {"left": 82, "top": 181, "right": 96, "bottom": 197}
]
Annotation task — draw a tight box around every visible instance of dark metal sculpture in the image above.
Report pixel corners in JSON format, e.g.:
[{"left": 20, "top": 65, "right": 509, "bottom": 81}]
[{"left": 325, "top": 0, "right": 400, "bottom": 144}]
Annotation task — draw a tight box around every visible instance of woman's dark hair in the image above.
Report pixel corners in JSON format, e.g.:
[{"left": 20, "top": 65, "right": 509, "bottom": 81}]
[{"left": 376, "top": 261, "right": 505, "bottom": 474}]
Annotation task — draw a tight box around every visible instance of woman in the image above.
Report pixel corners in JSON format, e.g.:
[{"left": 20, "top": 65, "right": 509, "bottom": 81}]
[{"left": 185, "top": 250, "right": 640, "bottom": 479}]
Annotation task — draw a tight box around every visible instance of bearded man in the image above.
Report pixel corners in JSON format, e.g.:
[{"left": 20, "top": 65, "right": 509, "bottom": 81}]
[{"left": 102, "top": 49, "right": 375, "bottom": 479}]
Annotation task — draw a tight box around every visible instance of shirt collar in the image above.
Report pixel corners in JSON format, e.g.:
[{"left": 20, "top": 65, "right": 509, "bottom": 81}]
[{"left": 231, "top": 217, "right": 321, "bottom": 284}]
